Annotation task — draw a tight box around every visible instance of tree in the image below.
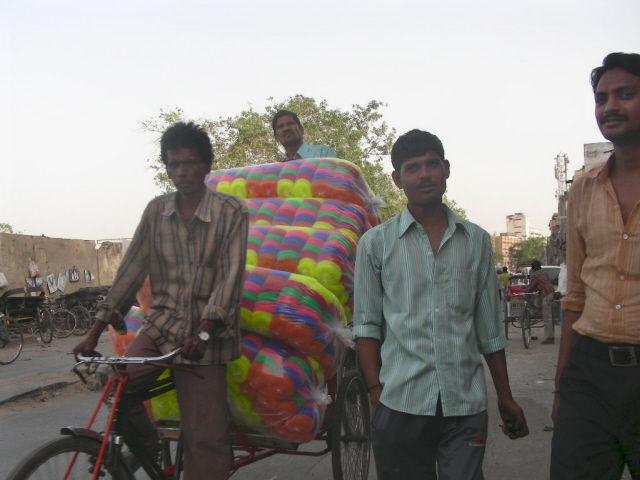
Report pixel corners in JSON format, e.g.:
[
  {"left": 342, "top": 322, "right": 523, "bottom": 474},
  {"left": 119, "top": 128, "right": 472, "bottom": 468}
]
[
  {"left": 0, "top": 223, "right": 15, "bottom": 234},
  {"left": 141, "top": 96, "right": 468, "bottom": 221},
  {"left": 492, "top": 243, "right": 504, "bottom": 266},
  {"left": 508, "top": 237, "right": 546, "bottom": 267},
  {"left": 443, "top": 196, "right": 468, "bottom": 220}
]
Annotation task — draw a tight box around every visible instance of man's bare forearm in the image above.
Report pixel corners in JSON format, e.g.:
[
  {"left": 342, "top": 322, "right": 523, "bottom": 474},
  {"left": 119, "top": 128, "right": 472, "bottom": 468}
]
[
  {"left": 355, "top": 338, "right": 381, "bottom": 389},
  {"left": 484, "top": 349, "right": 514, "bottom": 401}
]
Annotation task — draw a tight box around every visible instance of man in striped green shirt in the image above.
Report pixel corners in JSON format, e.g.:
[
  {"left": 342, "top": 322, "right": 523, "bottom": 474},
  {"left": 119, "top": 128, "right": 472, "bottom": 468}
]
[{"left": 353, "top": 129, "right": 528, "bottom": 480}]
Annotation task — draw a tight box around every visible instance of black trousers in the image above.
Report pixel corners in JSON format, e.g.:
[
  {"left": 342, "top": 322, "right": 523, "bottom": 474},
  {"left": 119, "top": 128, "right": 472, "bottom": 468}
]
[
  {"left": 551, "top": 335, "right": 640, "bottom": 480},
  {"left": 372, "top": 401, "right": 487, "bottom": 480}
]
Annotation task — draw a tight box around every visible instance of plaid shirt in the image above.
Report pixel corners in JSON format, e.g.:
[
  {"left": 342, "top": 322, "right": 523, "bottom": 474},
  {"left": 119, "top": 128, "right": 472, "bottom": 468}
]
[
  {"left": 524, "top": 270, "right": 555, "bottom": 297},
  {"left": 97, "top": 188, "right": 248, "bottom": 364}
]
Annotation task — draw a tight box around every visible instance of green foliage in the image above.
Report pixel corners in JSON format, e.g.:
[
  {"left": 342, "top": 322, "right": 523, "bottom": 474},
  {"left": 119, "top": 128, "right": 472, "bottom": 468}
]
[
  {"left": 443, "top": 196, "right": 468, "bottom": 220},
  {"left": 492, "top": 242, "right": 504, "bottom": 266},
  {"left": 0, "top": 223, "right": 15, "bottom": 234},
  {"left": 508, "top": 237, "right": 546, "bottom": 267},
  {"left": 140, "top": 96, "right": 468, "bottom": 222}
]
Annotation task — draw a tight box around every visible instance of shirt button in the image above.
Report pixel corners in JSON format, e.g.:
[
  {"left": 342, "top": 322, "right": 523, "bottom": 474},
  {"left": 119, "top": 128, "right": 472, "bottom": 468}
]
[
  {"left": 435, "top": 308, "right": 440, "bottom": 313},
  {"left": 620, "top": 275, "right": 626, "bottom": 281},
  {"left": 616, "top": 305, "right": 622, "bottom": 310},
  {"left": 428, "top": 252, "right": 433, "bottom": 256},
  {"left": 623, "top": 234, "right": 629, "bottom": 240},
  {"left": 614, "top": 205, "right": 619, "bottom": 209}
]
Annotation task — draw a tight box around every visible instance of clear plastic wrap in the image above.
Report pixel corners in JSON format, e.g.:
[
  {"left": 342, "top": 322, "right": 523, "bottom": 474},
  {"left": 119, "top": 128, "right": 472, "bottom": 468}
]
[
  {"left": 240, "top": 265, "right": 350, "bottom": 378},
  {"left": 111, "top": 157, "right": 378, "bottom": 444},
  {"left": 246, "top": 198, "right": 370, "bottom": 243},
  {"left": 205, "top": 158, "right": 381, "bottom": 226},
  {"left": 227, "top": 333, "right": 332, "bottom": 444},
  {"left": 246, "top": 226, "right": 356, "bottom": 316}
]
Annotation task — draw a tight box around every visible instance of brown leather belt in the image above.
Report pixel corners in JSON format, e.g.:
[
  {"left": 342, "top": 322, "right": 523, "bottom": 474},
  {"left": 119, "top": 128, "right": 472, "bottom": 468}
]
[{"left": 574, "top": 334, "right": 639, "bottom": 367}]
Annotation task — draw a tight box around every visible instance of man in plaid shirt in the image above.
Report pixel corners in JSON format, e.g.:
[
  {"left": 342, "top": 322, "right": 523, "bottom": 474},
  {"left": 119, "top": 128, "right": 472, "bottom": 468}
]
[{"left": 524, "top": 260, "right": 556, "bottom": 344}]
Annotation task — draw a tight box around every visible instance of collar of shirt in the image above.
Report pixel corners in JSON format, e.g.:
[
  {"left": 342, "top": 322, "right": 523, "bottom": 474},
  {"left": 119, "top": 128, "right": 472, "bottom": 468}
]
[
  {"left": 161, "top": 188, "right": 215, "bottom": 223},
  {"left": 291, "top": 141, "right": 311, "bottom": 159},
  {"left": 397, "top": 205, "right": 469, "bottom": 243},
  {"left": 594, "top": 154, "right": 622, "bottom": 201}
]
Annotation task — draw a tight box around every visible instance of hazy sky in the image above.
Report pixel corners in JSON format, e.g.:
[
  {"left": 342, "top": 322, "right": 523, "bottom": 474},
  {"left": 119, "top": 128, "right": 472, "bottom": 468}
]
[{"left": 2, "top": 0, "right": 638, "bottom": 240}]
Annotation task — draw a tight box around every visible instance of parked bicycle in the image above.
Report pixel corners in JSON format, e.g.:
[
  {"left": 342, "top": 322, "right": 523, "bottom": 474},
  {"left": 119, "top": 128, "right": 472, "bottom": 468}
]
[
  {"left": 0, "top": 313, "right": 23, "bottom": 365},
  {"left": 58, "top": 292, "right": 100, "bottom": 336},
  {"left": 44, "top": 297, "right": 78, "bottom": 338}
]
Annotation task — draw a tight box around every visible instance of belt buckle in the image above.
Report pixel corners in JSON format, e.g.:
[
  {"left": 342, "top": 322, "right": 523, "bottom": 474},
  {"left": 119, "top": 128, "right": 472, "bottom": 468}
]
[{"left": 608, "top": 346, "right": 638, "bottom": 367}]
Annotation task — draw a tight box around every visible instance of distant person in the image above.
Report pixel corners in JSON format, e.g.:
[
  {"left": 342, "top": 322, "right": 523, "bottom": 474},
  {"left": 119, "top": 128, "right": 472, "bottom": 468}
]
[
  {"left": 353, "top": 129, "right": 528, "bottom": 480},
  {"left": 499, "top": 266, "right": 511, "bottom": 300},
  {"left": 551, "top": 52, "right": 640, "bottom": 480},
  {"left": 74, "top": 121, "right": 249, "bottom": 480},
  {"left": 523, "top": 260, "right": 555, "bottom": 344},
  {"left": 272, "top": 110, "right": 337, "bottom": 160},
  {"left": 554, "top": 242, "right": 567, "bottom": 326},
  {"left": 555, "top": 242, "right": 567, "bottom": 297}
]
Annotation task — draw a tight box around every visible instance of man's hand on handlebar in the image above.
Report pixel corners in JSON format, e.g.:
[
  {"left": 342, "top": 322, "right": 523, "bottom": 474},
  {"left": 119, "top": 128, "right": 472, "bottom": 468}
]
[
  {"left": 176, "top": 335, "right": 207, "bottom": 361},
  {"left": 72, "top": 337, "right": 101, "bottom": 361},
  {"left": 73, "top": 320, "right": 107, "bottom": 361}
]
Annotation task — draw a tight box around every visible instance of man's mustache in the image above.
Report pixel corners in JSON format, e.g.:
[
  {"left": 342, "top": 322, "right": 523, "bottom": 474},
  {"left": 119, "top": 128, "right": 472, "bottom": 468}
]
[{"left": 600, "top": 113, "right": 628, "bottom": 125}]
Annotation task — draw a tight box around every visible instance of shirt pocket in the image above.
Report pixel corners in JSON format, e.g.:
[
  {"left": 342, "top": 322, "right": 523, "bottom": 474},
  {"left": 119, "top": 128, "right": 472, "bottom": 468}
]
[{"left": 443, "top": 266, "right": 476, "bottom": 316}]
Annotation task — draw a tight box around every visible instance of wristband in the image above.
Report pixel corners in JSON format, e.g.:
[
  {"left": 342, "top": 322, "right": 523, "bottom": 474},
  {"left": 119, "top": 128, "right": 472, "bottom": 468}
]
[{"left": 368, "top": 383, "right": 382, "bottom": 392}]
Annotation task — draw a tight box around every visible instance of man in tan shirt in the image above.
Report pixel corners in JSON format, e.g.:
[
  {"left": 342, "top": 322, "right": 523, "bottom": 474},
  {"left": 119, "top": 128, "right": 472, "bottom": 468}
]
[{"left": 551, "top": 52, "right": 640, "bottom": 479}]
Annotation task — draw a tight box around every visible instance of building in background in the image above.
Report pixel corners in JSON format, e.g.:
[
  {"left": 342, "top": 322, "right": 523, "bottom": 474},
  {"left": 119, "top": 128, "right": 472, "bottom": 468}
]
[
  {"left": 491, "top": 233, "right": 521, "bottom": 270},
  {"left": 583, "top": 142, "right": 613, "bottom": 172},
  {"left": 547, "top": 143, "right": 611, "bottom": 265},
  {"left": 506, "top": 213, "right": 529, "bottom": 240}
]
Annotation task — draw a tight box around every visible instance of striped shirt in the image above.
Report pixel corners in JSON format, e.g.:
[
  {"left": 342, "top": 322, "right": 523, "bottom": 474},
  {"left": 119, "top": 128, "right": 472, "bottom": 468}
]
[
  {"left": 97, "top": 188, "right": 248, "bottom": 364},
  {"left": 352, "top": 206, "right": 505, "bottom": 416},
  {"left": 562, "top": 155, "right": 640, "bottom": 344}
]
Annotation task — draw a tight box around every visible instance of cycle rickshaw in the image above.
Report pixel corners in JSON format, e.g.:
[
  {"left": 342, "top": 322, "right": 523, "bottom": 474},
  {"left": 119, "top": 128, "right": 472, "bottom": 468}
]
[
  {"left": 1, "top": 286, "right": 54, "bottom": 339},
  {"left": 7, "top": 342, "right": 370, "bottom": 480},
  {"left": 503, "top": 276, "right": 548, "bottom": 348},
  {"left": 8, "top": 156, "right": 375, "bottom": 478}
]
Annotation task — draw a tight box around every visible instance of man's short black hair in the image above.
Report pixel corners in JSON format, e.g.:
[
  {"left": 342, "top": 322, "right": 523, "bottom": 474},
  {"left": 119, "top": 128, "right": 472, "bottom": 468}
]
[
  {"left": 531, "top": 260, "right": 542, "bottom": 271},
  {"left": 272, "top": 110, "right": 302, "bottom": 134},
  {"left": 390, "top": 129, "right": 445, "bottom": 171},
  {"left": 591, "top": 52, "right": 640, "bottom": 93},
  {"left": 503, "top": 266, "right": 508, "bottom": 273},
  {"left": 160, "top": 121, "right": 214, "bottom": 167}
]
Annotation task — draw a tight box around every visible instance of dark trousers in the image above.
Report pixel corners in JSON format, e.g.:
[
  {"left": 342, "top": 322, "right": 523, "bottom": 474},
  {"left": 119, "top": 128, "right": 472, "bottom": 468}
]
[
  {"left": 372, "top": 401, "right": 488, "bottom": 480},
  {"left": 551, "top": 335, "right": 640, "bottom": 480},
  {"left": 123, "top": 333, "right": 230, "bottom": 480}
]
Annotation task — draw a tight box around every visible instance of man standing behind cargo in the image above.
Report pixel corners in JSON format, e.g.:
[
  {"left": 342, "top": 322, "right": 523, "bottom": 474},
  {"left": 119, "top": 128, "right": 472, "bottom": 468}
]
[
  {"left": 353, "top": 129, "right": 528, "bottom": 480},
  {"left": 551, "top": 52, "right": 640, "bottom": 480},
  {"left": 272, "top": 110, "right": 337, "bottom": 160},
  {"left": 74, "top": 121, "right": 248, "bottom": 480}
]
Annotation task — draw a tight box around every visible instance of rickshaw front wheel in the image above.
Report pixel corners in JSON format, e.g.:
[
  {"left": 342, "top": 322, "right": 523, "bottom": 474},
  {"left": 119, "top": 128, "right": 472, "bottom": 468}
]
[{"left": 330, "top": 370, "right": 371, "bottom": 480}]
